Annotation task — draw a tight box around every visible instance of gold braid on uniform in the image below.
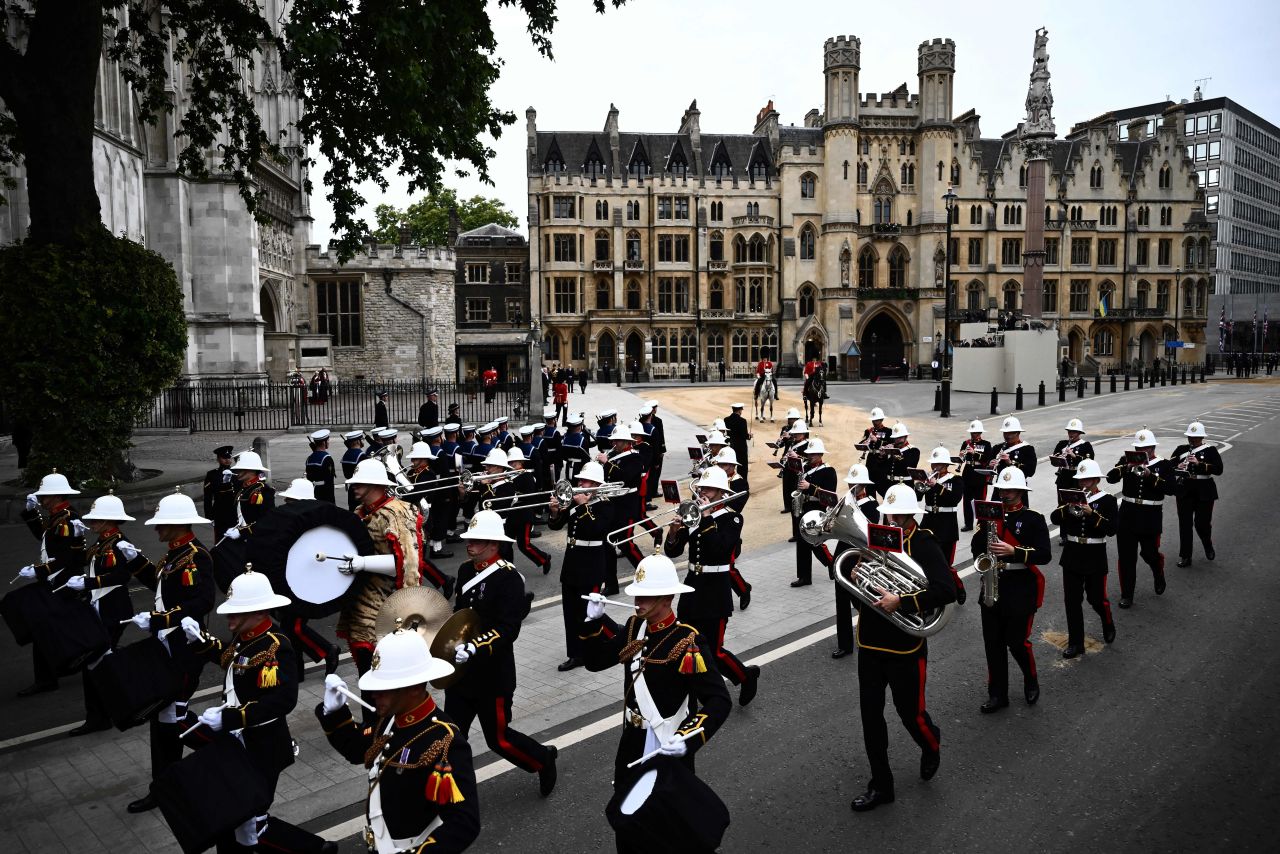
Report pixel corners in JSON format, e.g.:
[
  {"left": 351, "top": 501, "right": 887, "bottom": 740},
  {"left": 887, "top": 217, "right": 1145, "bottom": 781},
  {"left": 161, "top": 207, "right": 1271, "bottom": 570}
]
[
  {"left": 219, "top": 635, "right": 282, "bottom": 688},
  {"left": 619, "top": 623, "right": 706, "bottom": 674},
  {"left": 366, "top": 719, "right": 467, "bottom": 805}
]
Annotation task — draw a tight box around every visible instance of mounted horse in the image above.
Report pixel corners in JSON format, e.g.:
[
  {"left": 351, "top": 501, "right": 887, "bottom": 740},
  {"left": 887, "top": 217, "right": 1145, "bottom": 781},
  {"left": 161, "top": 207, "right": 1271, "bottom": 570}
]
[
  {"left": 803, "top": 367, "right": 828, "bottom": 425},
  {"left": 754, "top": 368, "right": 778, "bottom": 422}
]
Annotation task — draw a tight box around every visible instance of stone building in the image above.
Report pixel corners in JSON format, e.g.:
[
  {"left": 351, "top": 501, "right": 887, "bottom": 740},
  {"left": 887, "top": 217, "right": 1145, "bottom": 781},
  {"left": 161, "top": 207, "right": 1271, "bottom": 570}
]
[
  {"left": 1, "top": 1, "right": 310, "bottom": 381},
  {"left": 527, "top": 32, "right": 1207, "bottom": 378},
  {"left": 302, "top": 242, "right": 456, "bottom": 382},
  {"left": 453, "top": 223, "right": 533, "bottom": 383}
]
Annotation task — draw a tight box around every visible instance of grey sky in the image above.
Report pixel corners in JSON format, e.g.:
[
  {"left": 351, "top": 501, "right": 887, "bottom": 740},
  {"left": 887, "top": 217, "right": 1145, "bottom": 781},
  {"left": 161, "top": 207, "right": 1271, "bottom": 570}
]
[{"left": 308, "top": 0, "right": 1279, "bottom": 246}]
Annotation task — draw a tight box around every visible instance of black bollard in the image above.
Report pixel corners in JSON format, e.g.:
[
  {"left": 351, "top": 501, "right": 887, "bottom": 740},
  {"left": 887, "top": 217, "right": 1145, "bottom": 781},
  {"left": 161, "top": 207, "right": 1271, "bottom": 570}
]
[
  {"left": 1138, "top": 371, "right": 1145, "bottom": 389},
  {"left": 933, "top": 384, "right": 941, "bottom": 412},
  {"left": 1110, "top": 374, "right": 1117, "bottom": 393},
  {"left": 990, "top": 387, "right": 999, "bottom": 415},
  {"left": 1059, "top": 379, "right": 1067, "bottom": 402},
  {"left": 1124, "top": 372, "right": 1131, "bottom": 391},
  {"left": 1038, "top": 380, "right": 1046, "bottom": 406},
  {"left": 1077, "top": 377, "right": 1085, "bottom": 398},
  {"left": 1016, "top": 384, "right": 1024, "bottom": 410},
  {"left": 1094, "top": 373, "right": 1101, "bottom": 395},
  {"left": 1161, "top": 368, "right": 1167, "bottom": 386}
]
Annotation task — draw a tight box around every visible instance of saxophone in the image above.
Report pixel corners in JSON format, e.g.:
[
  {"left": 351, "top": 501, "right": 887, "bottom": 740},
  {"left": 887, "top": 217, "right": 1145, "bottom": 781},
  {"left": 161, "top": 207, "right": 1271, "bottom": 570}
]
[{"left": 973, "top": 522, "right": 1005, "bottom": 605}]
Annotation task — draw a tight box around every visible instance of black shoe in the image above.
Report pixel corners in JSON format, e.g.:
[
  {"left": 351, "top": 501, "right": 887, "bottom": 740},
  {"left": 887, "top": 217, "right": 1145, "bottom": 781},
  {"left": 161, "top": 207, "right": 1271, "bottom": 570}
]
[
  {"left": 1024, "top": 680, "right": 1040, "bottom": 705},
  {"left": 961, "top": 525, "right": 974, "bottom": 532},
  {"left": 831, "top": 648, "right": 852, "bottom": 660},
  {"left": 556, "top": 657, "right": 583, "bottom": 672},
  {"left": 126, "top": 794, "right": 157, "bottom": 813},
  {"left": 738, "top": 666, "right": 761, "bottom": 707},
  {"left": 980, "top": 696, "right": 1009, "bottom": 714},
  {"left": 1118, "top": 597, "right": 1133, "bottom": 609},
  {"left": 787, "top": 536, "right": 798, "bottom": 543},
  {"left": 68, "top": 719, "right": 111, "bottom": 737},
  {"left": 539, "top": 746, "right": 558, "bottom": 796},
  {"left": 850, "top": 787, "right": 894, "bottom": 812},
  {"left": 1103, "top": 621, "right": 1116, "bottom": 644},
  {"left": 542, "top": 562, "right": 552, "bottom": 576},
  {"left": 530, "top": 530, "right": 542, "bottom": 539},
  {"left": 441, "top": 575, "right": 456, "bottom": 601},
  {"left": 1176, "top": 556, "right": 1191, "bottom": 568},
  {"left": 16, "top": 681, "right": 57, "bottom": 698},
  {"left": 790, "top": 579, "right": 811, "bottom": 588},
  {"left": 324, "top": 644, "right": 342, "bottom": 677},
  {"left": 920, "top": 750, "right": 941, "bottom": 781},
  {"left": 431, "top": 549, "right": 454, "bottom": 560},
  {"left": 1154, "top": 573, "right": 1167, "bottom": 596},
  {"left": 1205, "top": 545, "right": 1215, "bottom": 561},
  {"left": 645, "top": 503, "right": 658, "bottom": 511},
  {"left": 1062, "top": 645, "right": 1083, "bottom": 660},
  {"left": 738, "top": 588, "right": 751, "bottom": 610},
  {"left": 955, "top": 585, "right": 967, "bottom": 606},
  {"left": 779, "top": 509, "right": 790, "bottom": 515}
]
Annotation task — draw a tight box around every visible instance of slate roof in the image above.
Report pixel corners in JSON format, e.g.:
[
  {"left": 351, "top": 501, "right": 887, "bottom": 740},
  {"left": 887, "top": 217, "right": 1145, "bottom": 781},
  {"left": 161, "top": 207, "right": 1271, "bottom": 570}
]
[{"left": 534, "top": 130, "right": 774, "bottom": 177}]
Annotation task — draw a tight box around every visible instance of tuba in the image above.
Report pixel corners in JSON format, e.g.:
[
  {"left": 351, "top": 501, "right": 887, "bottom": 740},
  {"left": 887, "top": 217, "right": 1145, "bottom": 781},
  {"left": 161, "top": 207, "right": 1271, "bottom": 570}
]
[{"left": 830, "top": 507, "right": 954, "bottom": 638}]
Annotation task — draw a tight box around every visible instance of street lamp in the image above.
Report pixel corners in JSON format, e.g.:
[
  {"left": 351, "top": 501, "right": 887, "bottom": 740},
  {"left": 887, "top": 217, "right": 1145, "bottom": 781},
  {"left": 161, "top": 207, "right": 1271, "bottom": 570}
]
[
  {"left": 941, "top": 186, "right": 957, "bottom": 418},
  {"left": 1172, "top": 267, "right": 1182, "bottom": 366}
]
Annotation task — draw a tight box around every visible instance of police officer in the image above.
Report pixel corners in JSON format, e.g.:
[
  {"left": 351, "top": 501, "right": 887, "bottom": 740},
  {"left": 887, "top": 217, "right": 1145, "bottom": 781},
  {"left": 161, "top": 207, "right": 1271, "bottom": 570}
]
[
  {"left": 449, "top": 511, "right": 558, "bottom": 797},
  {"left": 793, "top": 437, "right": 838, "bottom": 588},
  {"left": 971, "top": 467, "right": 1051, "bottom": 714},
  {"left": 548, "top": 461, "right": 613, "bottom": 672},
  {"left": 203, "top": 446, "right": 238, "bottom": 538},
  {"left": 318, "top": 631, "right": 479, "bottom": 852},
  {"left": 417, "top": 387, "right": 441, "bottom": 429},
  {"left": 1106, "top": 429, "right": 1176, "bottom": 607},
  {"left": 1051, "top": 418, "right": 1094, "bottom": 492},
  {"left": 16, "top": 470, "right": 86, "bottom": 697},
  {"left": 305, "top": 429, "right": 337, "bottom": 504},
  {"left": 832, "top": 465, "right": 879, "bottom": 659},
  {"left": 1049, "top": 459, "right": 1118, "bottom": 658},
  {"left": 665, "top": 466, "right": 760, "bottom": 707},
  {"left": 849, "top": 484, "right": 956, "bottom": 813},
  {"left": 919, "top": 446, "right": 967, "bottom": 605},
  {"left": 180, "top": 571, "right": 333, "bottom": 853},
  {"left": 1170, "top": 421, "right": 1223, "bottom": 567},
  {"left": 339, "top": 430, "right": 367, "bottom": 511},
  {"left": 958, "top": 420, "right": 994, "bottom": 532},
  {"left": 723, "top": 402, "right": 751, "bottom": 480}
]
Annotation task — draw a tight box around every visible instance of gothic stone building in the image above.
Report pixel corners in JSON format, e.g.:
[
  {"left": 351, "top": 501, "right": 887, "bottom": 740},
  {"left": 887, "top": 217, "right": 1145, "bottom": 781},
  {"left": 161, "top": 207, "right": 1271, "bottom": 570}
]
[{"left": 527, "top": 35, "right": 1207, "bottom": 378}]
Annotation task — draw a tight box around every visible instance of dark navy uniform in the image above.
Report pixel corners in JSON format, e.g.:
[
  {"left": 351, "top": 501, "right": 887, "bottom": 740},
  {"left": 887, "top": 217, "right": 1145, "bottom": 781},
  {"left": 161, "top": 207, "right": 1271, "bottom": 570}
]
[
  {"left": 725, "top": 475, "right": 752, "bottom": 602},
  {"left": 559, "top": 429, "right": 590, "bottom": 482},
  {"left": 447, "top": 557, "right": 552, "bottom": 776},
  {"left": 21, "top": 500, "right": 86, "bottom": 688},
  {"left": 319, "top": 694, "right": 479, "bottom": 853},
  {"left": 666, "top": 509, "right": 753, "bottom": 691},
  {"left": 341, "top": 443, "right": 367, "bottom": 511},
  {"left": 430, "top": 438, "right": 460, "bottom": 542},
  {"left": 794, "top": 462, "right": 838, "bottom": 585},
  {"left": 305, "top": 449, "right": 337, "bottom": 504},
  {"left": 548, "top": 499, "right": 613, "bottom": 661},
  {"left": 1050, "top": 491, "right": 1118, "bottom": 651},
  {"left": 203, "top": 462, "right": 238, "bottom": 538},
  {"left": 76, "top": 529, "right": 135, "bottom": 727},
  {"left": 186, "top": 619, "right": 329, "bottom": 852},
  {"left": 1169, "top": 442, "right": 1223, "bottom": 563},
  {"left": 235, "top": 478, "right": 276, "bottom": 535},
  {"left": 1051, "top": 439, "right": 1094, "bottom": 490},
  {"left": 605, "top": 448, "right": 648, "bottom": 581},
  {"left": 853, "top": 524, "right": 955, "bottom": 801},
  {"left": 883, "top": 445, "right": 923, "bottom": 489},
  {"left": 970, "top": 506, "right": 1051, "bottom": 705},
  {"left": 1106, "top": 454, "right": 1176, "bottom": 603},
  {"left": 505, "top": 469, "right": 551, "bottom": 573},
  {"left": 723, "top": 410, "right": 750, "bottom": 479},
  {"left": 648, "top": 414, "right": 669, "bottom": 495},
  {"left": 580, "top": 611, "right": 732, "bottom": 781},
  {"left": 861, "top": 424, "right": 893, "bottom": 498},
  {"left": 989, "top": 441, "right": 1037, "bottom": 496},
  {"left": 958, "top": 437, "right": 995, "bottom": 530},
  {"left": 920, "top": 472, "right": 966, "bottom": 603}
]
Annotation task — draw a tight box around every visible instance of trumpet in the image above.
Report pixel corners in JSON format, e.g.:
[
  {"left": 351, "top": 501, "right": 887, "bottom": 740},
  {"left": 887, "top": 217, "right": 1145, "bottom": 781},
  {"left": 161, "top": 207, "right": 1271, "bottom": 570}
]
[{"left": 607, "top": 490, "right": 748, "bottom": 546}]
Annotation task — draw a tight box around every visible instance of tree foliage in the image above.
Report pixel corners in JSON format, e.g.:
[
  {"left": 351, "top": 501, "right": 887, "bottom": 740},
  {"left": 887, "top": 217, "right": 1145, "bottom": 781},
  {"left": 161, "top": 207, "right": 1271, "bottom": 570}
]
[
  {"left": 370, "top": 189, "right": 520, "bottom": 246},
  {"left": 1, "top": 0, "right": 627, "bottom": 257},
  {"left": 0, "top": 228, "right": 186, "bottom": 484}
]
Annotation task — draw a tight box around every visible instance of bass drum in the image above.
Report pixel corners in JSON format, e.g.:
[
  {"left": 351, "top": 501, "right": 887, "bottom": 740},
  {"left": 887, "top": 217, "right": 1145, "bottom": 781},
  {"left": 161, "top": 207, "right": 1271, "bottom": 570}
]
[
  {"left": 605, "top": 756, "right": 730, "bottom": 853},
  {"left": 245, "top": 500, "right": 376, "bottom": 619}
]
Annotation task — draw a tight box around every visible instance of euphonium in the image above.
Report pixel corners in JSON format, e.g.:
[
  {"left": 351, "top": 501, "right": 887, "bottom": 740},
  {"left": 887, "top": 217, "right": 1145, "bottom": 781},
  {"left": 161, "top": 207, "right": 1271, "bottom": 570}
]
[
  {"left": 973, "top": 523, "right": 1004, "bottom": 604},
  {"left": 799, "top": 495, "right": 859, "bottom": 547},
  {"left": 831, "top": 539, "right": 954, "bottom": 639}
]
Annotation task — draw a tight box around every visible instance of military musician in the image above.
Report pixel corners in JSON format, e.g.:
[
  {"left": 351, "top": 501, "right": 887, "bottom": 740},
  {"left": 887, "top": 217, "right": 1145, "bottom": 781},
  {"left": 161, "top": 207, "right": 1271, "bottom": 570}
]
[
  {"left": 1170, "top": 421, "right": 1223, "bottom": 567},
  {"left": 793, "top": 437, "right": 838, "bottom": 588},
  {"left": 780, "top": 419, "right": 810, "bottom": 543},
  {"left": 860, "top": 407, "right": 893, "bottom": 498},
  {"left": 774, "top": 408, "right": 803, "bottom": 514},
  {"left": 600, "top": 423, "right": 649, "bottom": 591},
  {"left": 882, "top": 422, "right": 922, "bottom": 491},
  {"left": 832, "top": 465, "right": 879, "bottom": 659},
  {"left": 919, "top": 446, "right": 967, "bottom": 605},
  {"left": 958, "top": 420, "right": 994, "bottom": 532},
  {"left": 502, "top": 447, "right": 552, "bottom": 574},
  {"left": 1105, "top": 429, "right": 1176, "bottom": 608},
  {"left": 305, "top": 429, "right": 337, "bottom": 504},
  {"left": 223, "top": 450, "right": 274, "bottom": 546},
  {"left": 547, "top": 461, "right": 613, "bottom": 672},
  {"left": 989, "top": 416, "right": 1037, "bottom": 495},
  {"left": 1049, "top": 459, "right": 1118, "bottom": 658},
  {"left": 1051, "top": 418, "right": 1094, "bottom": 492},
  {"left": 715, "top": 448, "right": 753, "bottom": 610}
]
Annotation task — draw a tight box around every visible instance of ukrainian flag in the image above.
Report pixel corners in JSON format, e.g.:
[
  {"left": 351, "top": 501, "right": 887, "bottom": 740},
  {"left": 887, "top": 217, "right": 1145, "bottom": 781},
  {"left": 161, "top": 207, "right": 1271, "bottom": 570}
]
[{"left": 1098, "top": 293, "right": 1109, "bottom": 317}]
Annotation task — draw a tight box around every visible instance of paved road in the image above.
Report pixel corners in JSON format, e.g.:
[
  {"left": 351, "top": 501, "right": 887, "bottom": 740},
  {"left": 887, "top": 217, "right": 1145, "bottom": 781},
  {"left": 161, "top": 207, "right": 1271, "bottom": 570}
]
[{"left": 1, "top": 380, "right": 1278, "bottom": 851}]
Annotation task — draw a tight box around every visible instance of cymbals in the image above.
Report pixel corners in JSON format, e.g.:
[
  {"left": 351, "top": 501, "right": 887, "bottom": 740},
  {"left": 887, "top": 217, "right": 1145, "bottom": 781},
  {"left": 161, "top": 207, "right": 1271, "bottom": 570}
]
[
  {"left": 429, "top": 608, "right": 480, "bottom": 689},
  {"left": 375, "top": 587, "right": 454, "bottom": 643}
]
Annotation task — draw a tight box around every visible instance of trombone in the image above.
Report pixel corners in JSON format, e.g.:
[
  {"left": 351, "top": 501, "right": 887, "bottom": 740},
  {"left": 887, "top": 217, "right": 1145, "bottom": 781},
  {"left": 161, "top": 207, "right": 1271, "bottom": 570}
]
[
  {"left": 409, "top": 468, "right": 518, "bottom": 497},
  {"left": 606, "top": 489, "right": 748, "bottom": 547},
  {"left": 483, "top": 480, "right": 637, "bottom": 512}
]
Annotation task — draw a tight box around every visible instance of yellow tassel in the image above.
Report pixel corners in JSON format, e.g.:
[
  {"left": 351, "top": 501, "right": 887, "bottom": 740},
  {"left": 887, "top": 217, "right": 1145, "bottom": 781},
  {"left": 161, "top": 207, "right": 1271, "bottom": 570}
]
[
  {"left": 694, "top": 651, "right": 707, "bottom": 674},
  {"left": 443, "top": 772, "right": 465, "bottom": 804},
  {"left": 181, "top": 569, "right": 194, "bottom": 586},
  {"left": 258, "top": 663, "right": 278, "bottom": 688}
]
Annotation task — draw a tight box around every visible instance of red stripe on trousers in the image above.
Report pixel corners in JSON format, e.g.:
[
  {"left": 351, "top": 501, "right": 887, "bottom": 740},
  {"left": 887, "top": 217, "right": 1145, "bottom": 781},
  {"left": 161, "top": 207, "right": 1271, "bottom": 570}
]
[
  {"left": 1023, "top": 614, "right": 1038, "bottom": 678},
  {"left": 1032, "top": 567, "right": 1046, "bottom": 609},
  {"left": 1101, "top": 574, "right": 1113, "bottom": 623},
  {"left": 717, "top": 618, "right": 747, "bottom": 682},
  {"left": 293, "top": 618, "right": 326, "bottom": 658},
  {"left": 494, "top": 697, "right": 542, "bottom": 771},
  {"left": 916, "top": 656, "right": 939, "bottom": 751},
  {"left": 523, "top": 524, "right": 549, "bottom": 566}
]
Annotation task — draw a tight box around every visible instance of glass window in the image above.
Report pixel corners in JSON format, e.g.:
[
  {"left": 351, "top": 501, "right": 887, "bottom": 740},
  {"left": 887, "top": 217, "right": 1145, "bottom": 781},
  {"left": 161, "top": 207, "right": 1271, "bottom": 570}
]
[
  {"left": 1045, "top": 237, "right": 1060, "bottom": 266},
  {"left": 1042, "top": 279, "right": 1058, "bottom": 314},
  {"left": 657, "top": 197, "right": 673, "bottom": 219},
  {"left": 1185, "top": 117, "right": 1195, "bottom": 136},
  {"left": 1209, "top": 140, "right": 1220, "bottom": 160},
  {"left": 571, "top": 333, "right": 587, "bottom": 360},
  {"left": 1197, "top": 115, "right": 1208, "bottom": 134},
  {"left": 1158, "top": 238, "right": 1172, "bottom": 266},
  {"left": 505, "top": 262, "right": 522, "bottom": 282},
  {"left": 553, "top": 277, "right": 578, "bottom": 313},
  {"left": 675, "top": 197, "right": 690, "bottom": 220},
  {"left": 595, "top": 231, "right": 610, "bottom": 262},
  {"left": 505, "top": 298, "right": 523, "bottom": 321},
  {"left": 1210, "top": 113, "right": 1221, "bottom": 132},
  {"left": 1136, "top": 239, "right": 1150, "bottom": 267},
  {"left": 1070, "top": 238, "right": 1091, "bottom": 266},
  {"left": 1098, "top": 239, "right": 1117, "bottom": 266},
  {"left": 552, "top": 234, "right": 577, "bottom": 262},
  {"left": 465, "top": 297, "right": 490, "bottom": 323},
  {"left": 1206, "top": 194, "right": 1219, "bottom": 214},
  {"left": 1093, "top": 329, "right": 1114, "bottom": 356},
  {"left": 315, "top": 279, "right": 362, "bottom": 346},
  {"left": 707, "top": 331, "right": 724, "bottom": 365},
  {"left": 710, "top": 232, "right": 724, "bottom": 262},
  {"left": 968, "top": 237, "right": 983, "bottom": 266},
  {"left": 1195, "top": 143, "right": 1207, "bottom": 161},
  {"left": 553, "top": 196, "right": 575, "bottom": 218},
  {"left": 1069, "top": 280, "right": 1090, "bottom": 313},
  {"left": 1156, "top": 280, "right": 1169, "bottom": 312},
  {"left": 1001, "top": 238, "right": 1022, "bottom": 265},
  {"left": 800, "top": 174, "right": 816, "bottom": 199},
  {"left": 466, "top": 263, "right": 489, "bottom": 283}
]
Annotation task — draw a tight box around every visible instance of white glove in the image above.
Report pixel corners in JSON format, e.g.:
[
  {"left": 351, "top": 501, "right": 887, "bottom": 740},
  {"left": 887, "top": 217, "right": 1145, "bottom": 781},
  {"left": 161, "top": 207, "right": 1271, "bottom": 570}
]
[
  {"left": 454, "top": 642, "right": 477, "bottom": 664},
  {"left": 585, "top": 592, "right": 607, "bottom": 621},
  {"left": 130, "top": 612, "right": 152, "bottom": 630},
  {"left": 180, "top": 617, "right": 204, "bottom": 643},
  {"left": 66, "top": 575, "right": 86, "bottom": 591},
  {"left": 25, "top": 494, "right": 39, "bottom": 511},
  {"left": 18, "top": 565, "right": 36, "bottom": 579},
  {"left": 71, "top": 519, "right": 87, "bottom": 537},
  {"left": 223, "top": 527, "right": 242, "bottom": 541},
  {"left": 117, "top": 541, "right": 140, "bottom": 561},
  {"left": 198, "top": 707, "right": 224, "bottom": 732},
  {"left": 657, "top": 737, "right": 688, "bottom": 758},
  {"left": 322, "top": 674, "right": 349, "bottom": 714},
  {"left": 222, "top": 470, "right": 234, "bottom": 484}
]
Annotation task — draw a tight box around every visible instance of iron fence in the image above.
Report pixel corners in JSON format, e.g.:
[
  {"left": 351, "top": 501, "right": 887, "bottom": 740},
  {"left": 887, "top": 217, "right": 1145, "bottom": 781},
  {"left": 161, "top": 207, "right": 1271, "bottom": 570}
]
[{"left": 137, "top": 379, "right": 530, "bottom": 433}]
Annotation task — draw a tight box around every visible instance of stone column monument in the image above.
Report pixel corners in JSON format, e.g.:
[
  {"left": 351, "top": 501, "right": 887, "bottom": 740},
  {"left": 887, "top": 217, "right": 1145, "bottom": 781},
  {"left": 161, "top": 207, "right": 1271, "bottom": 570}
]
[{"left": 1019, "top": 28, "right": 1055, "bottom": 320}]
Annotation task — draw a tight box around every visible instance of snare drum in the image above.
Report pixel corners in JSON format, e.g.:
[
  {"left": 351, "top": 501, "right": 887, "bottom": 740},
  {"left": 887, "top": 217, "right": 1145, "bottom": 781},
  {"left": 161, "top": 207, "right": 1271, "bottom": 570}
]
[
  {"left": 152, "top": 733, "right": 272, "bottom": 854},
  {"left": 605, "top": 756, "right": 730, "bottom": 853},
  {"left": 89, "top": 636, "right": 181, "bottom": 731}
]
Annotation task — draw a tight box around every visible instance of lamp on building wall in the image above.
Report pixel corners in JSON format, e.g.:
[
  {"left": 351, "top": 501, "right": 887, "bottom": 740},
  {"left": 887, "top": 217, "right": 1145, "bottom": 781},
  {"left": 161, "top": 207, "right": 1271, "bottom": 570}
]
[{"left": 941, "top": 186, "right": 957, "bottom": 418}]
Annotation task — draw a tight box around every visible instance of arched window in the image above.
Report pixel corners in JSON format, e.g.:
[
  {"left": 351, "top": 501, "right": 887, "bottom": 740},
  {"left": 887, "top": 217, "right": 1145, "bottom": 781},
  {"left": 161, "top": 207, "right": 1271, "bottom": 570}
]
[
  {"left": 545, "top": 154, "right": 565, "bottom": 173},
  {"left": 734, "top": 278, "right": 746, "bottom": 313},
  {"left": 763, "top": 330, "right": 779, "bottom": 359},
  {"left": 595, "top": 278, "right": 610, "bottom": 309},
  {"left": 970, "top": 204, "right": 982, "bottom": 225},
  {"left": 1016, "top": 205, "right": 1023, "bottom": 225},
  {"left": 709, "top": 201, "right": 722, "bottom": 222},
  {"left": 888, "top": 245, "right": 909, "bottom": 288},
  {"left": 906, "top": 210, "right": 913, "bottom": 226},
  {"left": 798, "top": 285, "right": 816, "bottom": 317},
  {"left": 857, "top": 162, "right": 868, "bottom": 184},
  {"left": 800, "top": 173, "right": 816, "bottom": 199},
  {"left": 731, "top": 330, "right": 749, "bottom": 362},
  {"left": 597, "top": 331, "right": 615, "bottom": 366},
  {"left": 1090, "top": 162, "right": 1103, "bottom": 188},
  {"left": 733, "top": 235, "right": 747, "bottom": 263},
  {"left": 706, "top": 331, "right": 725, "bottom": 365},
  {"left": 652, "top": 329, "right": 668, "bottom": 363},
  {"left": 1196, "top": 280, "right": 1207, "bottom": 312},
  {"left": 750, "top": 160, "right": 767, "bottom": 182},
  {"left": 1158, "top": 163, "right": 1171, "bottom": 189},
  {"left": 966, "top": 281, "right": 984, "bottom": 311},
  {"left": 858, "top": 246, "right": 876, "bottom": 287},
  {"left": 749, "top": 277, "right": 764, "bottom": 312},
  {"left": 950, "top": 160, "right": 961, "bottom": 186},
  {"left": 709, "top": 231, "right": 724, "bottom": 262},
  {"left": 901, "top": 163, "right": 909, "bottom": 185},
  {"left": 1003, "top": 280, "right": 1019, "bottom": 311},
  {"left": 861, "top": 138, "right": 870, "bottom": 155},
  {"left": 1184, "top": 238, "right": 1197, "bottom": 267},
  {"left": 545, "top": 332, "right": 561, "bottom": 360},
  {"left": 625, "top": 230, "right": 641, "bottom": 261},
  {"left": 950, "top": 205, "right": 960, "bottom": 225},
  {"left": 595, "top": 200, "right": 609, "bottom": 220},
  {"left": 625, "top": 279, "right": 641, "bottom": 310},
  {"left": 874, "top": 196, "right": 893, "bottom": 225},
  {"left": 709, "top": 278, "right": 724, "bottom": 310},
  {"left": 1099, "top": 281, "right": 1116, "bottom": 314},
  {"left": 799, "top": 224, "right": 816, "bottom": 260},
  {"left": 749, "top": 331, "right": 761, "bottom": 361},
  {"left": 938, "top": 161, "right": 945, "bottom": 181},
  {"left": 571, "top": 332, "right": 587, "bottom": 360},
  {"left": 1138, "top": 206, "right": 1149, "bottom": 226},
  {"left": 1045, "top": 205, "right": 1052, "bottom": 223},
  {"left": 1019, "top": 164, "right": 1028, "bottom": 187},
  {"left": 898, "top": 139, "right": 907, "bottom": 156},
  {"left": 595, "top": 230, "right": 610, "bottom": 262},
  {"left": 1198, "top": 237, "right": 1210, "bottom": 268},
  {"left": 1136, "top": 279, "right": 1151, "bottom": 309},
  {"left": 747, "top": 234, "right": 766, "bottom": 263}
]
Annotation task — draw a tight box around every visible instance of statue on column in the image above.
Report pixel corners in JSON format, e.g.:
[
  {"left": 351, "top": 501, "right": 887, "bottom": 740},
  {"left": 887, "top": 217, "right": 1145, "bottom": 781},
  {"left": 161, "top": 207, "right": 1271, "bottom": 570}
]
[
  {"left": 840, "top": 241, "right": 851, "bottom": 287},
  {"left": 1022, "top": 27, "right": 1055, "bottom": 137}
]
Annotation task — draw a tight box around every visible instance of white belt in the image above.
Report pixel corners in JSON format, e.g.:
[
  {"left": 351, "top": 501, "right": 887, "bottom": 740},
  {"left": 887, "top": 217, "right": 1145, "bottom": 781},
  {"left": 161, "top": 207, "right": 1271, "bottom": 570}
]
[
  {"left": 568, "top": 539, "right": 605, "bottom": 548},
  {"left": 1193, "top": 475, "right": 1213, "bottom": 480},
  {"left": 1064, "top": 536, "right": 1107, "bottom": 545},
  {"left": 929, "top": 505, "right": 963, "bottom": 514},
  {"left": 999, "top": 562, "right": 1030, "bottom": 571},
  {"left": 1123, "top": 496, "right": 1164, "bottom": 506},
  {"left": 691, "top": 564, "right": 730, "bottom": 574}
]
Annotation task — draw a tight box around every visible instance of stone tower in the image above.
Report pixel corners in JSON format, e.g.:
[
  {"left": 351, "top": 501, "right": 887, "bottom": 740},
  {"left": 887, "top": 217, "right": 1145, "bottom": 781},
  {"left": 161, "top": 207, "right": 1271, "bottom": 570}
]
[
  {"left": 917, "top": 38, "right": 957, "bottom": 226},
  {"left": 822, "top": 35, "right": 861, "bottom": 286},
  {"left": 1019, "top": 27, "right": 1056, "bottom": 319}
]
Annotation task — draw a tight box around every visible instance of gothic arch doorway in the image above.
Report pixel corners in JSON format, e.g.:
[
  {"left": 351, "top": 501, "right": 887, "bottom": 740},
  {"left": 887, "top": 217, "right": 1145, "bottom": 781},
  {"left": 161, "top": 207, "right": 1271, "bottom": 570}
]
[
  {"left": 859, "top": 312, "right": 905, "bottom": 379},
  {"left": 626, "top": 331, "right": 645, "bottom": 376},
  {"left": 1068, "top": 327, "right": 1084, "bottom": 364},
  {"left": 597, "top": 331, "right": 615, "bottom": 369},
  {"left": 804, "top": 329, "right": 825, "bottom": 362},
  {"left": 259, "top": 282, "right": 280, "bottom": 332}
]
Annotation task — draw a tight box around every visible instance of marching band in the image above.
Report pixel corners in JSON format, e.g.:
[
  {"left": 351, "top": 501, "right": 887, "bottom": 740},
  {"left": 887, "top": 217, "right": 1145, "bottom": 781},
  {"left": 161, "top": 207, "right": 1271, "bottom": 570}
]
[{"left": 0, "top": 384, "right": 1232, "bottom": 852}]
